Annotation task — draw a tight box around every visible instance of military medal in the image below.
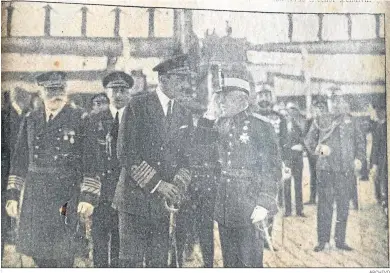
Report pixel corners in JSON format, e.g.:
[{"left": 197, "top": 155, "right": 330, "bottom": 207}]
[
  {"left": 240, "top": 132, "right": 250, "bottom": 144},
  {"left": 69, "top": 130, "right": 75, "bottom": 144}
]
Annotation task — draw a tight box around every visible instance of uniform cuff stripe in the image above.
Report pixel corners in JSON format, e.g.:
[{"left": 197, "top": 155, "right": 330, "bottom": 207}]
[{"left": 7, "top": 175, "right": 25, "bottom": 191}]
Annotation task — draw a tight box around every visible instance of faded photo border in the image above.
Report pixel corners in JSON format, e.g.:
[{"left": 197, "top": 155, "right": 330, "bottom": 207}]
[{"left": 1, "top": 0, "right": 389, "bottom": 272}]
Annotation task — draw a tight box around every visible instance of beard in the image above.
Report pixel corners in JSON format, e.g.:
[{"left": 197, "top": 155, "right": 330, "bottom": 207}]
[{"left": 258, "top": 101, "right": 272, "bottom": 110}]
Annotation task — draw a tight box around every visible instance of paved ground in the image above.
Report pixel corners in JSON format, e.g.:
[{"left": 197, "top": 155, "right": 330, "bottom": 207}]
[{"left": 2, "top": 158, "right": 389, "bottom": 268}]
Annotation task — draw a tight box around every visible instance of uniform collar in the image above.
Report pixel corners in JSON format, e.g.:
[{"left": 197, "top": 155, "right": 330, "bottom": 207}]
[
  {"left": 156, "top": 85, "right": 174, "bottom": 116},
  {"left": 109, "top": 104, "right": 125, "bottom": 123},
  {"left": 11, "top": 102, "right": 23, "bottom": 116},
  {"left": 44, "top": 101, "right": 66, "bottom": 122}
]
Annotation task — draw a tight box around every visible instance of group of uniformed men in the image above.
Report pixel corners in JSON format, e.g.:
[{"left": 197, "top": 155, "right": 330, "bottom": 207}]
[{"left": 3, "top": 54, "right": 388, "bottom": 268}]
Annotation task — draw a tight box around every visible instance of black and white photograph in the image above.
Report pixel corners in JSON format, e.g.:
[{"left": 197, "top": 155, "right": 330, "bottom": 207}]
[{"left": 0, "top": 0, "right": 388, "bottom": 269}]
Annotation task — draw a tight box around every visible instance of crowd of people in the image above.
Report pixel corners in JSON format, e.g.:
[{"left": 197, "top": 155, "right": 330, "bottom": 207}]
[{"left": 1, "top": 54, "right": 387, "bottom": 268}]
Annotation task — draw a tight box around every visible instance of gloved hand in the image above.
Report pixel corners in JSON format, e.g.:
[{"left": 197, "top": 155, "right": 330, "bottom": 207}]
[
  {"left": 77, "top": 202, "right": 94, "bottom": 221},
  {"left": 203, "top": 93, "right": 220, "bottom": 121},
  {"left": 156, "top": 181, "right": 181, "bottom": 203},
  {"left": 291, "top": 144, "right": 303, "bottom": 151},
  {"left": 315, "top": 144, "right": 331, "bottom": 156},
  {"left": 6, "top": 200, "right": 19, "bottom": 218},
  {"left": 282, "top": 166, "right": 292, "bottom": 181},
  {"left": 251, "top": 206, "right": 268, "bottom": 224},
  {"left": 354, "top": 159, "right": 362, "bottom": 173}
]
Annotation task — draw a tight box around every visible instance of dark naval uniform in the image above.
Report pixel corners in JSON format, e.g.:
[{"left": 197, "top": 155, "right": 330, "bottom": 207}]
[
  {"left": 6, "top": 103, "right": 101, "bottom": 266},
  {"left": 212, "top": 111, "right": 282, "bottom": 267},
  {"left": 176, "top": 117, "right": 220, "bottom": 267},
  {"left": 371, "top": 119, "right": 387, "bottom": 215},
  {"left": 90, "top": 109, "right": 121, "bottom": 267},
  {"left": 112, "top": 91, "right": 193, "bottom": 267},
  {"left": 255, "top": 108, "right": 291, "bottom": 244},
  {"left": 305, "top": 113, "right": 365, "bottom": 247}
]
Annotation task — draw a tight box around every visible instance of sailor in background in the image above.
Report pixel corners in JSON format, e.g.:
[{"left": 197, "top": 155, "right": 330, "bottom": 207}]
[
  {"left": 370, "top": 102, "right": 387, "bottom": 227},
  {"left": 201, "top": 64, "right": 282, "bottom": 267},
  {"left": 254, "top": 84, "right": 292, "bottom": 250},
  {"left": 89, "top": 72, "right": 135, "bottom": 267},
  {"left": 90, "top": 93, "right": 110, "bottom": 115},
  {"left": 112, "top": 55, "right": 193, "bottom": 267},
  {"left": 5, "top": 71, "right": 101, "bottom": 267},
  {"left": 304, "top": 96, "right": 328, "bottom": 205},
  {"left": 305, "top": 86, "right": 365, "bottom": 252},
  {"left": 284, "top": 102, "right": 307, "bottom": 217}
]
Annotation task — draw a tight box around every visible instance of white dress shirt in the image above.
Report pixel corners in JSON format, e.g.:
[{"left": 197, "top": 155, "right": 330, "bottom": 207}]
[
  {"left": 109, "top": 104, "right": 125, "bottom": 123},
  {"left": 150, "top": 86, "right": 175, "bottom": 194},
  {"left": 156, "top": 85, "right": 174, "bottom": 116},
  {"left": 45, "top": 102, "right": 66, "bottom": 122}
]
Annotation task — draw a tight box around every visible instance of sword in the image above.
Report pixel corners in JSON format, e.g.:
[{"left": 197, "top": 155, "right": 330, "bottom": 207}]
[
  {"left": 261, "top": 220, "right": 275, "bottom": 253},
  {"left": 165, "top": 199, "right": 179, "bottom": 267}
]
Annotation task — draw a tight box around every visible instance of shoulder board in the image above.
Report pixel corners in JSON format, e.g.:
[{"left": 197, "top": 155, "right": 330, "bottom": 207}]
[{"left": 251, "top": 112, "right": 272, "bottom": 124}]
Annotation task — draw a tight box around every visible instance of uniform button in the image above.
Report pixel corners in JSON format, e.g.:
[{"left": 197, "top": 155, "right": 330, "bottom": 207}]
[
  {"left": 227, "top": 160, "right": 231, "bottom": 165},
  {"left": 57, "top": 137, "right": 60, "bottom": 141},
  {"left": 102, "top": 173, "right": 106, "bottom": 177},
  {"left": 227, "top": 152, "right": 231, "bottom": 156},
  {"left": 36, "top": 136, "right": 39, "bottom": 140},
  {"left": 54, "top": 155, "right": 58, "bottom": 160},
  {"left": 160, "top": 147, "right": 164, "bottom": 151},
  {"left": 35, "top": 146, "right": 39, "bottom": 149},
  {"left": 206, "top": 175, "right": 210, "bottom": 178},
  {"left": 227, "top": 179, "right": 231, "bottom": 182},
  {"left": 229, "top": 133, "right": 233, "bottom": 137},
  {"left": 208, "top": 187, "right": 211, "bottom": 191},
  {"left": 34, "top": 154, "right": 38, "bottom": 158},
  {"left": 59, "top": 129, "right": 62, "bottom": 132},
  {"left": 157, "top": 162, "right": 161, "bottom": 166},
  {"left": 194, "top": 175, "right": 198, "bottom": 178},
  {"left": 107, "top": 170, "right": 112, "bottom": 174},
  {"left": 204, "top": 163, "right": 208, "bottom": 167},
  {"left": 107, "top": 157, "right": 111, "bottom": 161},
  {"left": 229, "top": 142, "right": 232, "bottom": 146},
  {"left": 56, "top": 147, "right": 60, "bottom": 150},
  {"left": 195, "top": 187, "right": 198, "bottom": 191}
]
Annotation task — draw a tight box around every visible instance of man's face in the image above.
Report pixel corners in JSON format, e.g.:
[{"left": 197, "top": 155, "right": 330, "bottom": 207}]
[
  {"left": 331, "top": 96, "right": 348, "bottom": 115},
  {"left": 216, "top": 90, "right": 248, "bottom": 118},
  {"left": 160, "top": 73, "right": 191, "bottom": 99},
  {"left": 41, "top": 87, "right": 67, "bottom": 111},
  {"left": 256, "top": 91, "right": 273, "bottom": 110},
  {"left": 107, "top": 87, "right": 132, "bottom": 109},
  {"left": 91, "top": 98, "right": 109, "bottom": 114}
]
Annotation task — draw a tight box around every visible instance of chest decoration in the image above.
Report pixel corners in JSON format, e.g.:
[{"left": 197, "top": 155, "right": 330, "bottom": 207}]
[
  {"left": 239, "top": 120, "right": 251, "bottom": 144},
  {"left": 269, "top": 116, "right": 281, "bottom": 135},
  {"left": 63, "top": 129, "right": 76, "bottom": 144},
  {"left": 105, "top": 133, "right": 113, "bottom": 157}
]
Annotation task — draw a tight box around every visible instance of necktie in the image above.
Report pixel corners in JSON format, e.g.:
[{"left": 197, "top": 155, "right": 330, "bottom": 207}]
[
  {"left": 166, "top": 100, "right": 173, "bottom": 127},
  {"left": 111, "top": 111, "right": 119, "bottom": 141}
]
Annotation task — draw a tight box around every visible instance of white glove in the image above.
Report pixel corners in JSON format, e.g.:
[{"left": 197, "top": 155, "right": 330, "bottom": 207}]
[
  {"left": 282, "top": 166, "right": 292, "bottom": 181},
  {"left": 6, "top": 200, "right": 19, "bottom": 218},
  {"left": 250, "top": 206, "right": 268, "bottom": 224},
  {"left": 354, "top": 159, "right": 362, "bottom": 172},
  {"left": 203, "top": 93, "right": 219, "bottom": 121},
  {"left": 315, "top": 144, "right": 331, "bottom": 156},
  {"left": 77, "top": 202, "right": 94, "bottom": 220},
  {"left": 370, "top": 164, "right": 378, "bottom": 181},
  {"left": 291, "top": 144, "right": 303, "bottom": 151}
]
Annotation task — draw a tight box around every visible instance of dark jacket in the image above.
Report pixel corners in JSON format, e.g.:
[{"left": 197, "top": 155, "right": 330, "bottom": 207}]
[
  {"left": 6, "top": 104, "right": 100, "bottom": 259},
  {"left": 304, "top": 113, "right": 365, "bottom": 174},
  {"left": 112, "top": 92, "right": 193, "bottom": 220},
  {"left": 89, "top": 109, "right": 121, "bottom": 205},
  {"left": 206, "top": 111, "right": 282, "bottom": 227}
]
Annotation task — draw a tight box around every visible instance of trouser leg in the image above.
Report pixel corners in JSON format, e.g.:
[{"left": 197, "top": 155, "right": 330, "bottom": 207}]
[
  {"left": 283, "top": 178, "right": 292, "bottom": 215},
  {"left": 308, "top": 156, "right": 317, "bottom": 203},
  {"left": 317, "top": 171, "right": 335, "bottom": 244},
  {"left": 110, "top": 210, "right": 120, "bottom": 267},
  {"left": 92, "top": 205, "right": 110, "bottom": 268},
  {"left": 146, "top": 217, "right": 170, "bottom": 268},
  {"left": 218, "top": 224, "right": 240, "bottom": 267},
  {"left": 335, "top": 173, "right": 352, "bottom": 245},
  {"left": 292, "top": 158, "right": 304, "bottom": 215}
]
